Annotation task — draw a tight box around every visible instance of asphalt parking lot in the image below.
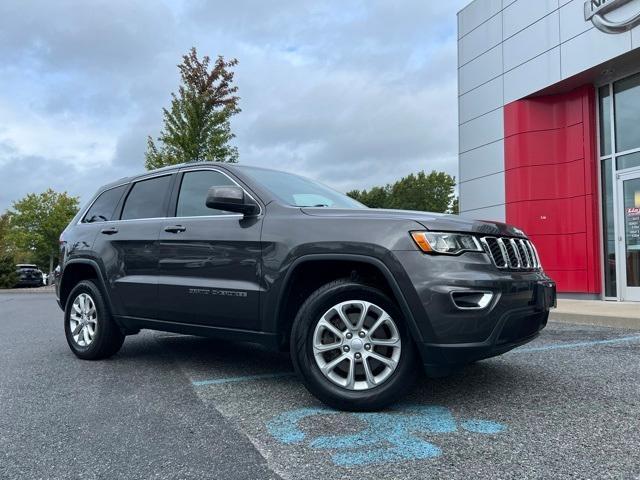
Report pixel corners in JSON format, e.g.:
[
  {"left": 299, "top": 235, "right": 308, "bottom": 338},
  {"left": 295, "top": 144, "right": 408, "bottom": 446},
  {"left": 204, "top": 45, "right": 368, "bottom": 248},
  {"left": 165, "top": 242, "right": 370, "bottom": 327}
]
[{"left": 1, "top": 291, "right": 639, "bottom": 479}]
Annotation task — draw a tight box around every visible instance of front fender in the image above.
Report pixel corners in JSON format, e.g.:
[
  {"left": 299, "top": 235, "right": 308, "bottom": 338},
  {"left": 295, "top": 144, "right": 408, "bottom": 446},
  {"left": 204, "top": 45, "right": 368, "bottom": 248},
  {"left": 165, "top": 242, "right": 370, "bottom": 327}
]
[{"left": 265, "top": 252, "right": 435, "bottom": 348}]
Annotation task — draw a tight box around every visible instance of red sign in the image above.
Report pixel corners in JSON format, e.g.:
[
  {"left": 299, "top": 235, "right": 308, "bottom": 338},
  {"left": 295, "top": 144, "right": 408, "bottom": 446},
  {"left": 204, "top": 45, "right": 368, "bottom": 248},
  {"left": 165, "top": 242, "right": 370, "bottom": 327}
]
[{"left": 627, "top": 207, "right": 640, "bottom": 217}]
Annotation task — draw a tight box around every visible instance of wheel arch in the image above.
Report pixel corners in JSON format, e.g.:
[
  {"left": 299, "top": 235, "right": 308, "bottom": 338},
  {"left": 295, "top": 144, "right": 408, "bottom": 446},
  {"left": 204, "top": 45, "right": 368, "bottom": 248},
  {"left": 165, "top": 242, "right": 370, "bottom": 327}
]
[
  {"left": 274, "top": 254, "right": 423, "bottom": 349},
  {"left": 59, "top": 259, "right": 111, "bottom": 310}
]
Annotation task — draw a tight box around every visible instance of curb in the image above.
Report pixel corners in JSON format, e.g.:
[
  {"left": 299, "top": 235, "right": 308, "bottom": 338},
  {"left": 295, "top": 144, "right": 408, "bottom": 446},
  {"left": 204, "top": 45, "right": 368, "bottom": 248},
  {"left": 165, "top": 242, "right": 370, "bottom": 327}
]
[
  {"left": 0, "top": 286, "right": 55, "bottom": 294},
  {"left": 550, "top": 312, "right": 640, "bottom": 331}
]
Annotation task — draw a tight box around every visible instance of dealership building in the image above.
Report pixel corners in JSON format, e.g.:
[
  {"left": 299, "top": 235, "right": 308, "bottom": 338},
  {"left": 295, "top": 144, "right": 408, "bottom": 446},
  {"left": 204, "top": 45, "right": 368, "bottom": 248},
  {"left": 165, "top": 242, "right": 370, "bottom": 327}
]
[{"left": 457, "top": 0, "right": 640, "bottom": 301}]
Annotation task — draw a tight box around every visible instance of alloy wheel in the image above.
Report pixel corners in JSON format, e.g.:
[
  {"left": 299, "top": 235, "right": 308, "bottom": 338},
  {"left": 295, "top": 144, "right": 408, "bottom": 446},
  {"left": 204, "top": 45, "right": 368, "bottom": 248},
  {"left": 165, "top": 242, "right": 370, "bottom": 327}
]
[
  {"left": 312, "top": 300, "right": 401, "bottom": 391},
  {"left": 69, "top": 293, "right": 98, "bottom": 347}
]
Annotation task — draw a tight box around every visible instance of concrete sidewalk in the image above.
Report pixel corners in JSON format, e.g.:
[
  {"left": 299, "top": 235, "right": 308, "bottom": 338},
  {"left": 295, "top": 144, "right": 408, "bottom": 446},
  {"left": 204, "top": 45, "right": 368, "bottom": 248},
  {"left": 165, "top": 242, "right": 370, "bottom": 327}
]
[{"left": 551, "top": 299, "right": 640, "bottom": 330}]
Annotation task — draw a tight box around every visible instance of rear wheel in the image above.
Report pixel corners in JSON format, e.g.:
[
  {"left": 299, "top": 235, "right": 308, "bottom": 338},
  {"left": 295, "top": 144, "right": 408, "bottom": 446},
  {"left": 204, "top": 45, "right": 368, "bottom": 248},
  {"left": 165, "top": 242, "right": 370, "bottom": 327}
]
[
  {"left": 64, "top": 280, "right": 124, "bottom": 360},
  {"left": 291, "top": 279, "right": 417, "bottom": 411}
]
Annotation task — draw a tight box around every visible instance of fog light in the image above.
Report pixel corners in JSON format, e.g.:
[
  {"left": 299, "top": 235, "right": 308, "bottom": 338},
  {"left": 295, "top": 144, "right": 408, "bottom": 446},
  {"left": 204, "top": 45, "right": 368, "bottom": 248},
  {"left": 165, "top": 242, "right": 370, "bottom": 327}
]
[{"left": 450, "top": 291, "right": 493, "bottom": 310}]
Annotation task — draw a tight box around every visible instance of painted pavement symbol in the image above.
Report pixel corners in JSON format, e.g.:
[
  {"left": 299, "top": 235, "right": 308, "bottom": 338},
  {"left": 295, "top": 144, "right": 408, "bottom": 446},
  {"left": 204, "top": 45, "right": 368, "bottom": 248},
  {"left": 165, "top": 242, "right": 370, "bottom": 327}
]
[{"left": 267, "top": 404, "right": 506, "bottom": 467}]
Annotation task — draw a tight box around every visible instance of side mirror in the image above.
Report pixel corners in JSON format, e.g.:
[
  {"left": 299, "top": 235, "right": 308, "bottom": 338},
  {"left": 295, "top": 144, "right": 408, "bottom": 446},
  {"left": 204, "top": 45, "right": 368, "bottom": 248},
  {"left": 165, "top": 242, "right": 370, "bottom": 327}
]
[{"left": 206, "top": 186, "right": 260, "bottom": 217}]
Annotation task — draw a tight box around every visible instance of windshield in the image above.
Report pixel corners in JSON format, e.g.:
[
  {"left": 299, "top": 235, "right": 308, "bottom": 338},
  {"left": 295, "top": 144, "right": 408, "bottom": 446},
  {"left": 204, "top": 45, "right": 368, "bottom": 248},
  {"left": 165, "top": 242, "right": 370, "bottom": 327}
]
[{"left": 240, "top": 166, "right": 366, "bottom": 209}]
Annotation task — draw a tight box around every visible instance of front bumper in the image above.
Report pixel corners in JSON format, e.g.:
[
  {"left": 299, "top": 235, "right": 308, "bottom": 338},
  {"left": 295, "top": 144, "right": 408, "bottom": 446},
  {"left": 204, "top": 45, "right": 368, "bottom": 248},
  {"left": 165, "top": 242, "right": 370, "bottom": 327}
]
[
  {"left": 391, "top": 250, "right": 556, "bottom": 371},
  {"left": 420, "top": 305, "right": 550, "bottom": 373}
]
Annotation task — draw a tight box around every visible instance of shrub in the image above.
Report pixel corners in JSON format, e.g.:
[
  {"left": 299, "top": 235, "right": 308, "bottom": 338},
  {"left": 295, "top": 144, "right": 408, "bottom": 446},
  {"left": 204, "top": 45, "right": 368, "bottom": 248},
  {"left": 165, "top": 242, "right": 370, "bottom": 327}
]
[{"left": 0, "top": 253, "right": 18, "bottom": 289}]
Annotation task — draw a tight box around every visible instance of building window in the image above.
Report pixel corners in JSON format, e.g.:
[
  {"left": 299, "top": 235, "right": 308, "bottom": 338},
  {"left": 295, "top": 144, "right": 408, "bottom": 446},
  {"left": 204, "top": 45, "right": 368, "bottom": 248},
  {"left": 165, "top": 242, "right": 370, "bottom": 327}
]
[
  {"left": 616, "top": 151, "right": 640, "bottom": 171},
  {"left": 601, "top": 158, "right": 616, "bottom": 297},
  {"left": 599, "top": 73, "right": 640, "bottom": 298},
  {"left": 599, "top": 86, "right": 616, "bottom": 298},
  {"left": 599, "top": 86, "right": 612, "bottom": 156},
  {"left": 614, "top": 72, "right": 640, "bottom": 153}
]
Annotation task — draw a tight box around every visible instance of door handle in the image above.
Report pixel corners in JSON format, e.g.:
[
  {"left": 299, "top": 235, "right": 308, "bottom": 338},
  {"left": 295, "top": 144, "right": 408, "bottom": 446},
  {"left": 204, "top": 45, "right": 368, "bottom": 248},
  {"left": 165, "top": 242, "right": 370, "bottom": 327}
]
[
  {"left": 164, "top": 225, "right": 187, "bottom": 233},
  {"left": 100, "top": 227, "right": 119, "bottom": 235}
]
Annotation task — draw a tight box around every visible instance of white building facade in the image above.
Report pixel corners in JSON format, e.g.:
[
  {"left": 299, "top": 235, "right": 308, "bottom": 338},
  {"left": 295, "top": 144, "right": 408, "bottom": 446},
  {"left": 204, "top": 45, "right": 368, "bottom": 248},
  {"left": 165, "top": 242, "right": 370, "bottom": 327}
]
[{"left": 458, "top": 0, "right": 640, "bottom": 300}]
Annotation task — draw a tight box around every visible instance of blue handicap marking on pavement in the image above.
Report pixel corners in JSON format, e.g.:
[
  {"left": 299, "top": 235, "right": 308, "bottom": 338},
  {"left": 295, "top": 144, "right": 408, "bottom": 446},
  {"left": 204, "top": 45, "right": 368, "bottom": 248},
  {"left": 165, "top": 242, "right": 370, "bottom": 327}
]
[{"left": 266, "top": 404, "right": 506, "bottom": 467}]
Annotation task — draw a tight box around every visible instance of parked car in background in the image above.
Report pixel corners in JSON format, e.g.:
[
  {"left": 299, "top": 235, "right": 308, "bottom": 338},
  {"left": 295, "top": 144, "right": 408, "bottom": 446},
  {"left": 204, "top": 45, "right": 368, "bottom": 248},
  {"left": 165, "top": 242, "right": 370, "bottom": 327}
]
[
  {"left": 15, "top": 264, "right": 44, "bottom": 288},
  {"left": 56, "top": 162, "right": 556, "bottom": 411},
  {"left": 53, "top": 265, "right": 61, "bottom": 286}
]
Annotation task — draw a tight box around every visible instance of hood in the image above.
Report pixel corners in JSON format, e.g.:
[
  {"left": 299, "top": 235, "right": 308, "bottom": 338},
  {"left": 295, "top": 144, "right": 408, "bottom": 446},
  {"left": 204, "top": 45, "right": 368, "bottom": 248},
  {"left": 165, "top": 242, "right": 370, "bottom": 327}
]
[{"left": 300, "top": 208, "right": 528, "bottom": 238}]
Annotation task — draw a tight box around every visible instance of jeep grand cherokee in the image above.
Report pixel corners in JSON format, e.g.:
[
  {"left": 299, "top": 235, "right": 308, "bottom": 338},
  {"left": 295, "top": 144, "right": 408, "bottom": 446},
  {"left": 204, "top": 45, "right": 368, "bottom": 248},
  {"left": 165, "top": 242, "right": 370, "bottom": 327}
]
[{"left": 56, "top": 162, "right": 556, "bottom": 411}]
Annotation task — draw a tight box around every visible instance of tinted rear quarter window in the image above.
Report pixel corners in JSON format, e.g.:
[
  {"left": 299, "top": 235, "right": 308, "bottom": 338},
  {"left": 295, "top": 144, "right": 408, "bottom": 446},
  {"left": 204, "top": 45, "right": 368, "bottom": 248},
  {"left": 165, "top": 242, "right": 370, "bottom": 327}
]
[
  {"left": 176, "top": 170, "right": 236, "bottom": 217},
  {"left": 121, "top": 175, "right": 172, "bottom": 220},
  {"left": 83, "top": 185, "right": 127, "bottom": 223}
]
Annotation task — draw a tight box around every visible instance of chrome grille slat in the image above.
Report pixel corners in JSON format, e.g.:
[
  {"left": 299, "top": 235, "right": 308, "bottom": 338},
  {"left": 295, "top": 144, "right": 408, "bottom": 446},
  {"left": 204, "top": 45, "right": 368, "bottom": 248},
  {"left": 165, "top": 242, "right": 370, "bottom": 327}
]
[
  {"left": 503, "top": 240, "right": 519, "bottom": 268},
  {"left": 481, "top": 236, "right": 541, "bottom": 271},
  {"left": 524, "top": 240, "right": 537, "bottom": 268},
  {"left": 481, "top": 237, "right": 507, "bottom": 268},
  {"left": 529, "top": 241, "right": 541, "bottom": 269},
  {"left": 496, "top": 238, "right": 510, "bottom": 267},
  {"left": 510, "top": 239, "right": 524, "bottom": 268},
  {"left": 517, "top": 239, "right": 531, "bottom": 268}
]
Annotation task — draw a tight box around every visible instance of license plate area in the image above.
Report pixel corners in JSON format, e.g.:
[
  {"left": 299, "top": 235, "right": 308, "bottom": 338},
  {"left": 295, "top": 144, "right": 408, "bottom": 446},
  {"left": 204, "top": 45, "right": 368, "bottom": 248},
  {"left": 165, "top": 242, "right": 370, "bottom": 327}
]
[{"left": 534, "top": 282, "right": 557, "bottom": 310}]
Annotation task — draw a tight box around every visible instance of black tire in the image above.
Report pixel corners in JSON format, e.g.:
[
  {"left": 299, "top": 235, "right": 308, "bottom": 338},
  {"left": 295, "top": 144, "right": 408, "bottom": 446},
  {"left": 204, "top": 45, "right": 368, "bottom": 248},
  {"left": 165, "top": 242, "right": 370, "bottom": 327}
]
[
  {"left": 64, "top": 280, "right": 125, "bottom": 360},
  {"left": 291, "top": 279, "right": 418, "bottom": 411}
]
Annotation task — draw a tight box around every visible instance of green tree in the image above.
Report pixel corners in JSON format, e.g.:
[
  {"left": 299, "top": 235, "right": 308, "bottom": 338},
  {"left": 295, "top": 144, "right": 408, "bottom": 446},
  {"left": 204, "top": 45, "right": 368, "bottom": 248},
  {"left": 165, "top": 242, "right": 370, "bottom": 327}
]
[
  {"left": 387, "top": 171, "right": 456, "bottom": 212},
  {"left": 8, "top": 189, "right": 79, "bottom": 276},
  {"left": 0, "top": 213, "right": 18, "bottom": 288},
  {"left": 145, "top": 47, "right": 241, "bottom": 170},
  {"left": 449, "top": 196, "right": 459, "bottom": 214},
  {"left": 347, "top": 170, "right": 457, "bottom": 213},
  {"left": 0, "top": 252, "right": 18, "bottom": 289},
  {"left": 347, "top": 186, "right": 390, "bottom": 209},
  {"left": 0, "top": 212, "right": 11, "bottom": 252}
]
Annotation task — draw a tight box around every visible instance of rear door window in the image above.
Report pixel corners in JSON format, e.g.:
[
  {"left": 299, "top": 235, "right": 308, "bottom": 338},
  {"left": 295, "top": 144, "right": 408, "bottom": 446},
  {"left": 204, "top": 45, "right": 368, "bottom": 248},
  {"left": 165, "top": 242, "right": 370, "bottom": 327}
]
[
  {"left": 176, "top": 170, "right": 237, "bottom": 217},
  {"left": 83, "top": 185, "right": 127, "bottom": 223},
  {"left": 121, "top": 175, "right": 172, "bottom": 220}
]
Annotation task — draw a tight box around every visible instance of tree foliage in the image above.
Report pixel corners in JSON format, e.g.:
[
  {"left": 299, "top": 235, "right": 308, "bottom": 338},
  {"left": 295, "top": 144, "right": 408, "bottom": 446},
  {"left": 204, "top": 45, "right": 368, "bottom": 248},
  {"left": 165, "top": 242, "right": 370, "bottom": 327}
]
[
  {"left": 7, "top": 189, "right": 79, "bottom": 272},
  {"left": 450, "top": 196, "right": 459, "bottom": 215},
  {"left": 347, "top": 171, "right": 458, "bottom": 213},
  {"left": 0, "top": 252, "right": 18, "bottom": 289},
  {"left": 0, "top": 212, "right": 11, "bottom": 252},
  {"left": 0, "top": 213, "right": 18, "bottom": 288},
  {"left": 145, "top": 47, "right": 241, "bottom": 169}
]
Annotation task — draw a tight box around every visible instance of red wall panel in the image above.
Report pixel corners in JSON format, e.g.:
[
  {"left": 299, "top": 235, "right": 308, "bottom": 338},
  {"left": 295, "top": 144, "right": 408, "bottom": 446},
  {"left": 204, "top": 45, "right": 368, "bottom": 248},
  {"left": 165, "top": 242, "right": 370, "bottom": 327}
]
[
  {"left": 505, "top": 160, "right": 585, "bottom": 202},
  {"left": 504, "top": 85, "right": 601, "bottom": 294},
  {"left": 504, "top": 124, "right": 584, "bottom": 169},
  {"left": 527, "top": 233, "right": 589, "bottom": 271},
  {"left": 504, "top": 90, "right": 584, "bottom": 136},
  {"left": 506, "top": 196, "right": 588, "bottom": 236},
  {"left": 543, "top": 270, "right": 593, "bottom": 293}
]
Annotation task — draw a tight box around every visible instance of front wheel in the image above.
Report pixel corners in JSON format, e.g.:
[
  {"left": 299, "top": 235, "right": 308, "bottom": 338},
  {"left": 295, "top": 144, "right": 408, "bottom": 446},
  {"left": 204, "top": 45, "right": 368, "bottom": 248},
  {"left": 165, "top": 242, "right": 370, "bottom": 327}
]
[{"left": 291, "top": 279, "right": 418, "bottom": 411}]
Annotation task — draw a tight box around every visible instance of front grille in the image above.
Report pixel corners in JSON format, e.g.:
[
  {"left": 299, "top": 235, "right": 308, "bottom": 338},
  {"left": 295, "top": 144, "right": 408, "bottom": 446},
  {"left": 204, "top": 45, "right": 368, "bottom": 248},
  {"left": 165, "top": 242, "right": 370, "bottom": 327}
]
[
  {"left": 480, "top": 237, "right": 541, "bottom": 271},
  {"left": 503, "top": 240, "right": 519, "bottom": 267}
]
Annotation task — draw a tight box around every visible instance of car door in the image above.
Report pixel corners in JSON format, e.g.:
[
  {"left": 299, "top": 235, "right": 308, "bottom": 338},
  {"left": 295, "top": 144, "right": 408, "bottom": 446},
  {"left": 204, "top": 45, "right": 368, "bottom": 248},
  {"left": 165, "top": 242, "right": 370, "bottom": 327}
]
[
  {"left": 157, "top": 167, "right": 263, "bottom": 330},
  {"left": 93, "top": 174, "right": 174, "bottom": 319}
]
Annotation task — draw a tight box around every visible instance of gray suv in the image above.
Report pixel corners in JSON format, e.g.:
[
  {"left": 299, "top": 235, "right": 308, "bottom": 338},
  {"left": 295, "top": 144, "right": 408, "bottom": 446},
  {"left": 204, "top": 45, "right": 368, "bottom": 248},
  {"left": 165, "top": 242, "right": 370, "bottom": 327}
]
[{"left": 56, "top": 162, "right": 556, "bottom": 411}]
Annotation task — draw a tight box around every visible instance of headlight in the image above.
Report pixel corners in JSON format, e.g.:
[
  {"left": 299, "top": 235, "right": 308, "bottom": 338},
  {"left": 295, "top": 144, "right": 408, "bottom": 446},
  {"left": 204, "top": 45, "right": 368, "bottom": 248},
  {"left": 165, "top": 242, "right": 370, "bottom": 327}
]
[{"left": 410, "top": 231, "right": 483, "bottom": 255}]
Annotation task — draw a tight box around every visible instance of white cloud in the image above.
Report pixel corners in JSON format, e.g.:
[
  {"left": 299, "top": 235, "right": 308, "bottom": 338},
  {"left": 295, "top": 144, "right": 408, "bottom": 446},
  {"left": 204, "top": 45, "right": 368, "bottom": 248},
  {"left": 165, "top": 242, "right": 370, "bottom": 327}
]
[{"left": 0, "top": 0, "right": 467, "bottom": 210}]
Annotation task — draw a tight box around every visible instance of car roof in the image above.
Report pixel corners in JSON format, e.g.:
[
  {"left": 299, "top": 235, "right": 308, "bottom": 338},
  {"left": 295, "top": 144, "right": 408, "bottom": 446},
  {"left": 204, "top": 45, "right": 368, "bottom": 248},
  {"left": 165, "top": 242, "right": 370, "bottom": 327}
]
[
  {"left": 98, "top": 161, "right": 235, "bottom": 191},
  {"left": 97, "top": 161, "right": 288, "bottom": 191}
]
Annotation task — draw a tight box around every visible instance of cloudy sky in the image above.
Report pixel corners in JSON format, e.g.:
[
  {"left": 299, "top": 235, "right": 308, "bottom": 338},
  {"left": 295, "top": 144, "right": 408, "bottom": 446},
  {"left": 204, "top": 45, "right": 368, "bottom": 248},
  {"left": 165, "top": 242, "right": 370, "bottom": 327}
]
[{"left": 0, "top": 0, "right": 466, "bottom": 211}]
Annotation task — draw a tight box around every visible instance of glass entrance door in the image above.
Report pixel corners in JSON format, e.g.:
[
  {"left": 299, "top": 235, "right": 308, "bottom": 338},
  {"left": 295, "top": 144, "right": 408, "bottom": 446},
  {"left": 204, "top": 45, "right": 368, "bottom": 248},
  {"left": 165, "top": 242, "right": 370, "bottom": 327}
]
[{"left": 617, "top": 172, "right": 640, "bottom": 301}]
